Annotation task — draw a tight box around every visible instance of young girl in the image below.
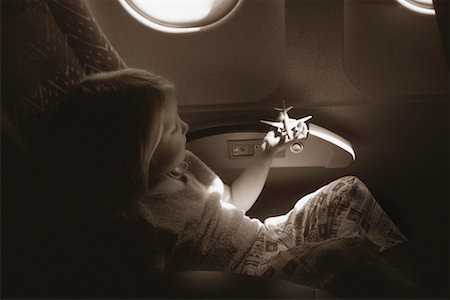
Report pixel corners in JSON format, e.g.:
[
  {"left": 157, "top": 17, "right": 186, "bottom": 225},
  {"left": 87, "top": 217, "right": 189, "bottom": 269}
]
[{"left": 48, "top": 68, "right": 414, "bottom": 298}]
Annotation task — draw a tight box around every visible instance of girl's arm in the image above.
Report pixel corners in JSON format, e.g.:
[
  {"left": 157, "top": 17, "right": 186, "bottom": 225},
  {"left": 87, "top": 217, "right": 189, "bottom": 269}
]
[
  {"left": 227, "top": 127, "right": 307, "bottom": 212},
  {"left": 226, "top": 149, "right": 275, "bottom": 212}
]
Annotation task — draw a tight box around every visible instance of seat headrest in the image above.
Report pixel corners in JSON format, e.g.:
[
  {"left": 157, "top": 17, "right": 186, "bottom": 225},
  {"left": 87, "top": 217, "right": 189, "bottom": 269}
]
[{"left": 2, "top": 0, "right": 126, "bottom": 147}]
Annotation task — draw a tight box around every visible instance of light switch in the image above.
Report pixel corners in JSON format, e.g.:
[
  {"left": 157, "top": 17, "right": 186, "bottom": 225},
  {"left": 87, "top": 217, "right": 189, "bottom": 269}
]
[
  {"left": 228, "top": 139, "right": 285, "bottom": 158},
  {"left": 228, "top": 139, "right": 260, "bottom": 158},
  {"left": 232, "top": 144, "right": 254, "bottom": 156}
]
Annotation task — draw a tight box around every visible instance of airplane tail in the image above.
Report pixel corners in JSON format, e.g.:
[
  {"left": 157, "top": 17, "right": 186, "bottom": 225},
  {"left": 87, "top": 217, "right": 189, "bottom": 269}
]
[
  {"left": 275, "top": 106, "right": 293, "bottom": 112},
  {"left": 275, "top": 99, "right": 293, "bottom": 112}
]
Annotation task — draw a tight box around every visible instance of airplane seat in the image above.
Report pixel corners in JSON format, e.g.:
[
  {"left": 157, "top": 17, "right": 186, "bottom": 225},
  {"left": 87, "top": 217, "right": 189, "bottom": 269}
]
[
  {"left": 1, "top": 0, "right": 161, "bottom": 297},
  {"left": 1, "top": 1, "right": 337, "bottom": 298},
  {"left": 1, "top": 0, "right": 127, "bottom": 297},
  {"left": 2, "top": 0, "right": 127, "bottom": 150}
]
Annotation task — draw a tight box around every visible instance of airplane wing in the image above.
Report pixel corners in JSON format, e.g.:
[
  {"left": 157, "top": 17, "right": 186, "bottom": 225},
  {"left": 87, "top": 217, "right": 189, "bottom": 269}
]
[
  {"left": 260, "top": 120, "right": 284, "bottom": 129},
  {"left": 298, "top": 115, "right": 312, "bottom": 123},
  {"left": 286, "top": 115, "right": 313, "bottom": 129},
  {"left": 261, "top": 115, "right": 312, "bottom": 131}
]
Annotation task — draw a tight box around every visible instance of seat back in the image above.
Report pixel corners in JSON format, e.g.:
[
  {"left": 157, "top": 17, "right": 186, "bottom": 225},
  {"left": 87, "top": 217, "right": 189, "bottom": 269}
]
[
  {"left": 1, "top": 0, "right": 127, "bottom": 297},
  {"left": 2, "top": 0, "right": 126, "bottom": 144}
]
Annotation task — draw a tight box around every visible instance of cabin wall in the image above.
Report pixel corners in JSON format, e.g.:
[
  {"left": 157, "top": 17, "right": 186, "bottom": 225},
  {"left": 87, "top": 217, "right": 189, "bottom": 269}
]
[
  {"left": 85, "top": 0, "right": 286, "bottom": 106},
  {"left": 85, "top": 0, "right": 447, "bottom": 108}
]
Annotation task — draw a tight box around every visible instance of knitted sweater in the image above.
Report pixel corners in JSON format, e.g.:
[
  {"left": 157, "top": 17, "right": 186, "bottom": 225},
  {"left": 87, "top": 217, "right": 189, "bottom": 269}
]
[{"left": 134, "top": 150, "right": 263, "bottom": 272}]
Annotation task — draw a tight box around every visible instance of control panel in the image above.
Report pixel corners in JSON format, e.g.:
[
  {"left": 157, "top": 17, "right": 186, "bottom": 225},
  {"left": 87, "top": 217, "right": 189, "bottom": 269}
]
[
  {"left": 187, "top": 126, "right": 355, "bottom": 169},
  {"left": 227, "top": 139, "right": 286, "bottom": 159},
  {"left": 228, "top": 139, "right": 259, "bottom": 158}
]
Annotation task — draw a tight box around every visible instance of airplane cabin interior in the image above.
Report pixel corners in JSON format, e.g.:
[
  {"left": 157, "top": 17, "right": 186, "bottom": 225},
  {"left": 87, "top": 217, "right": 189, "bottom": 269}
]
[{"left": 1, "top": 0, "right": 448, "bottom": 299}]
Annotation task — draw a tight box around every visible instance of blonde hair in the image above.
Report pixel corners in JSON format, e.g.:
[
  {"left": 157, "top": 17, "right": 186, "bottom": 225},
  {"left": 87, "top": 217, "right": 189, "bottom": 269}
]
[{"left": 50, "top": 68, "right": 174, "bottom": 212}]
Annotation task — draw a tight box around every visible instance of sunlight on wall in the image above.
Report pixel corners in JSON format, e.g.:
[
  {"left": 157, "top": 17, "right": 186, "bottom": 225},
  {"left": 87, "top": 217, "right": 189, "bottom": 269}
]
[
  {"left": 396, "top": 0, "right": 435, "bottom": 15},
  {"left": 308, "top": 124, "right": 356, "bottom": 161}
]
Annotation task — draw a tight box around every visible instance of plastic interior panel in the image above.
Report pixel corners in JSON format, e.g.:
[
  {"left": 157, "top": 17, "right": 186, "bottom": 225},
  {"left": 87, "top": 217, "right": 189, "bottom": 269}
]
[
  {"left": 85, "top": 0, "right": 285, "bottom": 105},
  {"left": 186, "top": 123, "right": 355, "bottom": 170}
]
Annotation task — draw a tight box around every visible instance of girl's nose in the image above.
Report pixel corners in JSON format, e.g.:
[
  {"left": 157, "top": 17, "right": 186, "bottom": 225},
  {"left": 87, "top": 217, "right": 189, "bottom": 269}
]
[{"left": 181, "top": 119, "right": 189, "bottom": 134}]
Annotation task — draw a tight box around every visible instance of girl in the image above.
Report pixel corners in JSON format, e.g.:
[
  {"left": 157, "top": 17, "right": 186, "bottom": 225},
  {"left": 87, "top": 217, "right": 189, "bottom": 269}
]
[{"left": 47, "top": 68, "right": 415, "bottom": 298}]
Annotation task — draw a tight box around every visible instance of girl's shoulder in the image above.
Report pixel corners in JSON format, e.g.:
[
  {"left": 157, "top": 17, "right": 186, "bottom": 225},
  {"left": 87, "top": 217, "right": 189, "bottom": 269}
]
[{"left": 184, "top": 150, "right": 222, "bottom": 187}]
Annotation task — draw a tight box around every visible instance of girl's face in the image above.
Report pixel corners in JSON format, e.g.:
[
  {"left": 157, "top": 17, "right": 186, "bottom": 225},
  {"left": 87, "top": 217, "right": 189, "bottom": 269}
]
[{"left": 152, "top": 94, "right": 189, "bottom": 176}]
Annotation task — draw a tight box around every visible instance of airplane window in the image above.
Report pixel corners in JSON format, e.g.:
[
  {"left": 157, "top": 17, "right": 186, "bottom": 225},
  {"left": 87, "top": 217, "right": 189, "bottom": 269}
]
[
  {"left": 396, "top": 0, "right": 435, "bottom": 15},
  {"left": 118, "top": 0, "right": 241, "bottom": 33}
]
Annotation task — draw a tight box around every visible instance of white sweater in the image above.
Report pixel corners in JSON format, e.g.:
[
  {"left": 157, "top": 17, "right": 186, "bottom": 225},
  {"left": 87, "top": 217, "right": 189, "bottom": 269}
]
[{"left": 134, "top": 150, "right": 263, "bottom": 272}]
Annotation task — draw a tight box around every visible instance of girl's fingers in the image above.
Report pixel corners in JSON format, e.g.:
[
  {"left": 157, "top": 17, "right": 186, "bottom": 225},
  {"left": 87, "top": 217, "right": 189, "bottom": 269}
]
[
  {"left": 263, "top": 124, "right": 309, "bottom": 153},
  {"left": 294, "top": 123, "right": 308, "bottom": 140},
  {"left": 263, "top": 131, "right": 274, "bottom": 142},
  {"left": 264, "top": 131, "right": 280, "bottom": 147}
]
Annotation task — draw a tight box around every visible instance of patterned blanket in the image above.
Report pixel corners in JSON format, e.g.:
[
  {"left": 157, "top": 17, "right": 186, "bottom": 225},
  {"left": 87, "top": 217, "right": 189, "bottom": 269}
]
[{"left": 236, "top": 176, "right": 409, "bottom": 296}]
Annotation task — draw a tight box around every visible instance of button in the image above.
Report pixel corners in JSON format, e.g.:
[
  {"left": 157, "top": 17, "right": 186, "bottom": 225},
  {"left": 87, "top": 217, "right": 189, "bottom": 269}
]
[{"left": 290, "top": 143, "right": 304, "bottom": 154}]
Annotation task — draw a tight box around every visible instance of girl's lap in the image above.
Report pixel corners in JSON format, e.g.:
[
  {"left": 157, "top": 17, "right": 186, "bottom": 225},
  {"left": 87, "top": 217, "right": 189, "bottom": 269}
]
[
  {"left": 238, "top": 176, "right": 409, "bottom": 295},
  {"left": 265, "top": 176, "right": 407, "bottom": 250},
  {"left": 255, "top": 235, "right": 413, "bottom": 298}
]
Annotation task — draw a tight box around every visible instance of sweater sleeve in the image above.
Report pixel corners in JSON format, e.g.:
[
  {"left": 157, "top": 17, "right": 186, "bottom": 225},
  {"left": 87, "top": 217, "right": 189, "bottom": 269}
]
[
  {"left": 184, "top": 150, "right": 216, "bottom": 184},
  {"left": 184, "top": 150, "right": 232, "bottom": 204}
]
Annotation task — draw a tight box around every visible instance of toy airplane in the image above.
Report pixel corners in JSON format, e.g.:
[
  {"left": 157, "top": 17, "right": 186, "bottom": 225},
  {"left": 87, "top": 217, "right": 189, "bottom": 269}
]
[{"left": 260, "top": 100, "right": 312, "bottom": 139}]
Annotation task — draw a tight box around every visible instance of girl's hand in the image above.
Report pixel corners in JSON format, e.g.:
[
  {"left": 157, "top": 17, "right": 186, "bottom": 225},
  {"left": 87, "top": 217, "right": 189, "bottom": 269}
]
[
  {"left": 294, "top": 121, "right": 308, "bottom": 140},
  {"left": 261, "top": 122, "right": 309, "bottom": 156},
  {"left": 261, "top": 130, "right": 286, "bottom": 155}
]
